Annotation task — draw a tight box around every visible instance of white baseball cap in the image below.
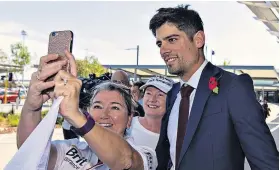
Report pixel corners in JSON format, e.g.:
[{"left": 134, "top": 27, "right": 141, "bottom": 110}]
[{"left": 140, "top": 75, "right": 174, "bottom": 93}]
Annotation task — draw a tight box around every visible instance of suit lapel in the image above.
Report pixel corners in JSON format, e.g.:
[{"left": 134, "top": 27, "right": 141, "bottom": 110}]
[
  {"left": 161, "top": 82, "right": 180, "bottom": 140},
  {"left": 178, "top": 62, "right": 221, "bottom": 166},
  {"left": 161, "top": 83, "right": 180, "bottom": 137},
  {"left": 168, "top": 82, "right": 181, "bottom": 111},
  {"left": 162, "top": 82, "right": 180, "bottom": 130}
]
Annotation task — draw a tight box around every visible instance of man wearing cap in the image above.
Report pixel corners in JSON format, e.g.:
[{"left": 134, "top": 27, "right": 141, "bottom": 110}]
[{"left": 129, "top": 75, "right": 174, "bottom": 150}]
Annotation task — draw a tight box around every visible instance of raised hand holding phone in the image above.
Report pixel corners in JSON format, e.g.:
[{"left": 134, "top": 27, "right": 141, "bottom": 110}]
[
  {"left": 45, "top": 30, "right": 74, "bottom": 82},
  {"left": 25, "top": 50, "right": 77, "bottom": 112},
  {"left": 24, "top": 30, "right": 76, "bottom": 112}
]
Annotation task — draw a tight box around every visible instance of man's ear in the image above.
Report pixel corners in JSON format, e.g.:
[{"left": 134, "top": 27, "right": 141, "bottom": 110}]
[{"left": 193, "top": 31, "right": 205, "bottom": 49}]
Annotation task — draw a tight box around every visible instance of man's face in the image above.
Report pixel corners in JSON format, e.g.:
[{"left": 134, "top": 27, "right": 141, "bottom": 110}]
[
  {"left": 131, "top": 86, "right": 141, "bottom": 101},
  {"left": 111, "top": 71, "right": 129, "bottom": 87},
  {"left": 155, "top": 23, "right": 203, "bottom": 77}
]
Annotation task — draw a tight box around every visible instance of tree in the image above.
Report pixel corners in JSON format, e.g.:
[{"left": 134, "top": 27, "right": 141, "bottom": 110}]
[
  {"left": 76, "top": 56, "right": 106, "bottom": 78},
  {"left": 0, "top": 49, "right": 8, "bottom": 63},
  {"left": 223, "top": 59, "right": 231, "bottom": 66},
  {"left": 10, "top": 42, "right": 31, "bottom": 71}
]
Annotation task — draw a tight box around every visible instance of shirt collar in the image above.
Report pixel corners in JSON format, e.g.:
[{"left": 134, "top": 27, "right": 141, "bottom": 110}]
[{"left": 180, "top": 60, "right": 209, "bottom": 89}]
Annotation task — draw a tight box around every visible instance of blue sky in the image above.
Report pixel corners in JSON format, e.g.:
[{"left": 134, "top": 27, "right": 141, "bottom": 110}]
[{"left": 0, "top": 1, "right": 278, "bottom": 74}]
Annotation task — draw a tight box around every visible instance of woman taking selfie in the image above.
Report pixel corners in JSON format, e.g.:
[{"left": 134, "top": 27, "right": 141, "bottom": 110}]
[{"left": 17, "top": 51, "right": 157, "bottom": 170}]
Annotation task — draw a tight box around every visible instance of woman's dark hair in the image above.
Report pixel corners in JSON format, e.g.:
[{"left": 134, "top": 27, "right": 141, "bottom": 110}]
[{"left": 149, "top": 4, "right": 204, "bottom": 42}]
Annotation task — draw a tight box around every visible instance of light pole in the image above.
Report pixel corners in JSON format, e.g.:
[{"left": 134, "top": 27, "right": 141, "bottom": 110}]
[
  {"left": 84, "top": 48, "right": 88, "bottom": 58},
  {"left": 21, "top": 30, "right": 27, "bottom": 47},
  {"left": 205, "top": 45, "right": 215, "bottom": 63},
  {"left": 125, "top": 45, "right": 139, "bottom": 81},
  {"left": 21, "top": 30, "right": 27, "bottom": 83},
  {"left": 211, "top": 50, "right": 215, "bottom": 63}
]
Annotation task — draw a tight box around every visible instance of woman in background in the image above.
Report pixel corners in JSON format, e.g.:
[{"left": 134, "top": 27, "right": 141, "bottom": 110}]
[{"left": 129, "top": 76, "right": 174, "bottom": 149}]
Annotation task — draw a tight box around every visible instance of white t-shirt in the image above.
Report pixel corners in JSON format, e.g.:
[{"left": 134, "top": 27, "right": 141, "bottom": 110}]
[
  {"left": 129, "top": 117, "right": 160, "bottom": 150},
  {"left": 138, "top": 98, "right": 143, "bottom": 106},
  {"left": 52, "top": 137, "right": 157, "bottom": 170},
  {"left": 62, "top": 119, "right": 71, "bottom": 130}
]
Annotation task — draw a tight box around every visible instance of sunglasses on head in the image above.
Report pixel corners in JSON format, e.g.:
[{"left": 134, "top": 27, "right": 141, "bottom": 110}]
[{"left": 107, "top": 80, "right": 131, "bottom": 94}]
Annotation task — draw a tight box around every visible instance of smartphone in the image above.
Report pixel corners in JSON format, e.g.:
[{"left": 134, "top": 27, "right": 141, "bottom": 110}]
[{"left": 45, "top": 30, "right": 74, "bottom": 82}]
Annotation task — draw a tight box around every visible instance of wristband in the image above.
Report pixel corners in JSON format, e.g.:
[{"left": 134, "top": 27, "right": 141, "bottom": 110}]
[{"left": 70, "top": 111, "right": 95, "bottom": 137}]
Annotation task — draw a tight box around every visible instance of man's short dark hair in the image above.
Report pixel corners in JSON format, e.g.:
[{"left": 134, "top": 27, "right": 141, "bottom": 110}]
[
  {"left": 132, "top": 81, "right": 145, "bottom": 89},
  {"left": 149, "top": 4, "right": 204, "bottom": 42}
]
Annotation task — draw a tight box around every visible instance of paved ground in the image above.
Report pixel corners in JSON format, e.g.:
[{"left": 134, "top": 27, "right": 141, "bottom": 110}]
[
  {"left": 0, "top": 128, "right": 64, "bottom": 169},
  {"left": 0, "top": 104, "right": 278, "bottom": 169}
]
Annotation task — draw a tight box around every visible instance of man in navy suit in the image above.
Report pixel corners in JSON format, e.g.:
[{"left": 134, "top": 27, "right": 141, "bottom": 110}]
[{"left": 149, "top": 4, "right": 279, "bottom": 170}]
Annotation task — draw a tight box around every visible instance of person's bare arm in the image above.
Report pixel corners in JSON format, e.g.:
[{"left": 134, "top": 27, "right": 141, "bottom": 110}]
[
  {"left": 17, "top": 51, "right": 76, "bottom": 149},
  {"left": 17, "top": 101, "right": 44, "bottom": 148},
  {"left": 47, "top": 145, "right": 58, "bottom": 170},
  {"left": 72, "top": 114, "right": 144, "bottom": 170},
  {"left": 17, "top": 55, "right": 65, "bottom": 148}
]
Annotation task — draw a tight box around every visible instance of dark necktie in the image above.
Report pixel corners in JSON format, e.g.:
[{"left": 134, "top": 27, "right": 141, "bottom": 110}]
[{"left": 176, "top": 84, "right": 194, "bottom": 168}]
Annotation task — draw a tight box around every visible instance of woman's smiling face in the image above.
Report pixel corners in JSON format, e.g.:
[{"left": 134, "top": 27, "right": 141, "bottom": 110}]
[{"left": 90, "top": 90, "right": 130, "bottom": 136}]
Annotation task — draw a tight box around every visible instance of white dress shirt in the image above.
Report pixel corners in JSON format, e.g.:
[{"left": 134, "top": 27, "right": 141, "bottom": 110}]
[{"left": 167, "top": 60, "right": 208, "bottom": 169}]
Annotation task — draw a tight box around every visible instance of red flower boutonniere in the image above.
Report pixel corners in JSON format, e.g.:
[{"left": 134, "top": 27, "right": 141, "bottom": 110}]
[{"left": 209, "top": 77, "right": 219, "bottom": 94}]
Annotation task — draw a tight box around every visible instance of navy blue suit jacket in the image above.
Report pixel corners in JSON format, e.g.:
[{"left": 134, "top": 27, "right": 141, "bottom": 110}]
[{"left": 156, "top": 62, "right": 279, "bottom": 170}]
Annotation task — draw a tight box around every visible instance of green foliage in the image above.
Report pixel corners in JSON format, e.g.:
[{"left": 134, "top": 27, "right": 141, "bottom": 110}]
[
  {"left": 56, "top": 117, "right": 64, "bottom": 125},
  {"left": 0, "top": 112, "right": 9, "bottom": 123},
  {"left": 0, "top": 110, "right": 63, "bottom": 127},
  {"left": 0, "top": 112, "right": 5, "bottom": 117},
  {"left": 41, "top": 110, "right": 63, "bottom": 125},
  {"left": 0, "top": 116, "right": 5, "bottom": 122},
  {"left": 0, "top": 112, "right": 8, "bottom": 118},
  {"left": 41, "top": 110, "right": 49, "bottom": 118},
  {"left": 76, "top": 56, "right": 106, "bottom": 78},
  {"left": 0, "top": 49, "right": 8, "bottom": 63},
  {"left": 10, "top": 42, "right": 31, "bottom": 72},
  {"left": 7, "top": 114, "right": 20, "bottom": 127},
  {"left": 223, "top": 59, "right": 231, "bottom": 66}
]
